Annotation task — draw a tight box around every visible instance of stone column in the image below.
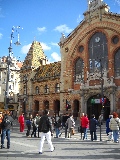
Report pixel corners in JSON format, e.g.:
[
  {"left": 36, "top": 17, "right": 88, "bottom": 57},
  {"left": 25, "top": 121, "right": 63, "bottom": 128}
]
[
  {"left": 81, "top": 95, "right": 85, "bottom": 113},
  {"left": 110, "top": 93, "right": 114, "bottom": 113},
  {"left": 84, "top": 100, "right": 87, "bottom": 114}
]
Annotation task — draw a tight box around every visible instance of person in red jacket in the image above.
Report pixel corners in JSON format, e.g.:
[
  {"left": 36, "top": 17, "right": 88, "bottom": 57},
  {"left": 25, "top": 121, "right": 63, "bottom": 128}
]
[
  {"left": 0, "top": 112, "right": 3, "bottom": 134},
  {"left": 81, "top": 114, "right": 89, "bottom": 140},
  {"left": 18, "top": 113, "right": 25, "bottom": 132}
]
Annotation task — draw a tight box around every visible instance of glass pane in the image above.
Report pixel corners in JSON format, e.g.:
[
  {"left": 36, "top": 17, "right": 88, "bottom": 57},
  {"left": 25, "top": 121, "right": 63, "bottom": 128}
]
[
  {"left": 88, "top": 32, "right": 108, "bottom": 72},
  {"left": 115, "top": 48, "right": 120, "bottom": 76}
]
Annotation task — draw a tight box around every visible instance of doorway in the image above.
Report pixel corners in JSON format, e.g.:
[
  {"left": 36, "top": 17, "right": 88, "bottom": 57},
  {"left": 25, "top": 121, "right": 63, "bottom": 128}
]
[
  {"left": 54, "top": 100, "right": 60, "bottom": 116},
  {"left": 87, "top": 95, "right": 110, "bottom": 120},
  {"left": 73, "top": 100, "right": 79, "bottom": 119},
  {"left": 34, "top": 100, "right": 39, "bottom": 116}
]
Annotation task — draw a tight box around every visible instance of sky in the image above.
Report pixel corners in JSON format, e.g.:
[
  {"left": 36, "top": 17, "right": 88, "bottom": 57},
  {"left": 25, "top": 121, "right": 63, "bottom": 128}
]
[{"left": 0, "top": 0, "right": 120, "bottom": 63}]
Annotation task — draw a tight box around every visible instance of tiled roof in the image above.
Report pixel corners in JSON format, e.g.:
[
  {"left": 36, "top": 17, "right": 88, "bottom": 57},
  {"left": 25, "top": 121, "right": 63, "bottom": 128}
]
[{"left": 34, "top": 61, "right": 61, "bottom": 81}]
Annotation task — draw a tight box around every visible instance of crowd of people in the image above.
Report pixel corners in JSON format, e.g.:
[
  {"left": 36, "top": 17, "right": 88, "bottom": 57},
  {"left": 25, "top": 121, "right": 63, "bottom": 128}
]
[
  {"left": 0, "top": 109, "right": 120, "bottom": 154},
  {"left": 79, "top": 112, "right": 120, "bottom": 143}
]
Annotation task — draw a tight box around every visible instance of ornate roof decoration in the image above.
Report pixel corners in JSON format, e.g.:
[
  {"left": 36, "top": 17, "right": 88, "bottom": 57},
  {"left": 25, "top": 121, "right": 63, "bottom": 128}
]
[
  {"left": 87, "top": 0, "right": 107, "bottom": 11},
  {"left": 21, "top": 41, "right": 47, "bottom": 71},
  {"left": 33, "top": 61, "right": 61, "bottom": 81}
]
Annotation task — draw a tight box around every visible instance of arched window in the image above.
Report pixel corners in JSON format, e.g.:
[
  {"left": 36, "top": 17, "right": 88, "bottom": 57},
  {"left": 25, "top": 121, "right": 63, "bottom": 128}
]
[
  {"left": 115, "top": 48, "right": 120, "bottom": 77},
  {"left": 44, "top": 84, "right": 49, "bottom": 93},
  {"left": 88, "top": 32, "right": 108, "bottom": 72},
  {"left": 74, "top": 58, "right": 84, "bottom": 82},
  {"left": 35, "top": 86, "right": 39, "bottom": 94},
  {"left": 55, "top": 83, "right": 60, "bottom": 93}
]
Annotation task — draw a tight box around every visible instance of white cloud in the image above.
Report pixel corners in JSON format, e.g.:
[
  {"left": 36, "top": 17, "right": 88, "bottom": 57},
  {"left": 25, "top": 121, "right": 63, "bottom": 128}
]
[
  {"left": 51, "top": 52, "right": 61, "bottom": 62},
  {"left": 0, "top": 33, "right": 3, "bottom": 39},
  {"left": 54, "top": 24, "right": 73, "bottom": 34},
  {"left": 21, "top": 43, "right": 31, "bottom": 54},
  {"left": 37, "top": 27, "right": 46, "bottom": 33},
  {"left": 41, "top": 42, "right": 51, "bottom": 51},
  {"left": 115, "top": 0, "right": 120, "bottom": 6},
  {"left": 50, "top": 42, "right": 59, "bottom": 47}
]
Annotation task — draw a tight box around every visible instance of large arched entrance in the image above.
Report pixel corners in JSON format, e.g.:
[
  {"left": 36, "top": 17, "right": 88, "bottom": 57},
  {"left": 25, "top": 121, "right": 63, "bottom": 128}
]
[
  {"left": 87, "top": 95, "right": 110, "bottom": 120},
  {"left": 73, "top": 100, "right": 79, "bottom": 119}
]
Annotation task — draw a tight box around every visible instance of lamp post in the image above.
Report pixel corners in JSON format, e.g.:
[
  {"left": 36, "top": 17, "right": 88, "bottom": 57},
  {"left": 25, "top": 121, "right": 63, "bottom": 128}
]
[
  {"left": 99, "top": 58, "right": 104, "bottom": 141},
  {"left": 23, "top": 75, "right": 28, "bottom": 118},
  {"left": 4, "top": 26, "right": 22, "bottom": 110}
]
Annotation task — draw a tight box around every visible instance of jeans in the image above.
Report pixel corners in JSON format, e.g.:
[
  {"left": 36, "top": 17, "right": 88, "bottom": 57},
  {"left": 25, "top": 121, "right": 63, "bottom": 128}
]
[
  {"left": 90, "top": 131, "right": 97, "bottom": 141},
  {"left": 83, "top": 128, "right": 88, "bottom": 140},
  {"left": 31, "top": 126, "right": 37, "bottom": 137},
  {"left": 113, "top": 130, "right": 119, "bottom": 142},
  {"left": 1, "top": 129, "right": 10, "bottom": 147},
  {"left": 55, "top": 127, "right": 60, "bottom": 138}
]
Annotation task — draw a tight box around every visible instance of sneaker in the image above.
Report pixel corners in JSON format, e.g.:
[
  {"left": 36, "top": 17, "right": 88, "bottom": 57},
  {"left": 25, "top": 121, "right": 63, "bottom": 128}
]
[
  {"left": 51, "top": 147, "right": 55, "bottom": 152},
  {"left": 115, "top": 141, "right": 119, "bottom": 143},
  {"left": 39, "top": 152, "right": 42, "bottom": 154},
  {"left": 1, "top": 145, "right": 5, "bottom": 149}
]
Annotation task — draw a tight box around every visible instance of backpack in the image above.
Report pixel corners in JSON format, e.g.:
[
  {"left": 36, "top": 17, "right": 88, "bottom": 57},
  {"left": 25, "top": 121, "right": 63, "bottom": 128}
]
[{"left": 3, "top": 116, "right": 11, "bottom": 127}]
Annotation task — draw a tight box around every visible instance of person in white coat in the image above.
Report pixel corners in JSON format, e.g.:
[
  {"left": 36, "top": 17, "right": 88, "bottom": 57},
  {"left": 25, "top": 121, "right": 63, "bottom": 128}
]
[{"left": 109, "top": 112, "right": 120, "bottom": 143}]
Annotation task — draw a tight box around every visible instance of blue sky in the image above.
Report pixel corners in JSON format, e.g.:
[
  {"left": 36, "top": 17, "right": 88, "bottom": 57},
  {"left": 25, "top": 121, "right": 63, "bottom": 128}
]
[{"left": 0, "top": 0, "right": 120, "bottom": 63}]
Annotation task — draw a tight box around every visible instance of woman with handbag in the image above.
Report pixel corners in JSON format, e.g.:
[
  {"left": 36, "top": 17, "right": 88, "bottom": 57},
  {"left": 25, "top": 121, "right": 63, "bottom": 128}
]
[
  {"left": 109, "top": 112, "right": 120, "bottom": 143},
  {"left": 66, "top": 114, "right": 75, "bottom": 138}
]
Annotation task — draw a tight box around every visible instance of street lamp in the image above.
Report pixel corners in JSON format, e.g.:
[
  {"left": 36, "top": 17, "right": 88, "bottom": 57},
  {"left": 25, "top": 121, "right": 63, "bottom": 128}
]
[
  {"left": 4, "top": 26, "right": 22, "bottom": 110},
  {"left": 96, "top": 58, "right": 104, "bottom": 141},
  {"left": 99, "top": 58, "right": 104, "bottom": 141},
  {"left": 92, "top": 57, "right": 105, "bottom": 141},
  {"left": 23, "top": 75, "right": 28, "bottom": 118}
]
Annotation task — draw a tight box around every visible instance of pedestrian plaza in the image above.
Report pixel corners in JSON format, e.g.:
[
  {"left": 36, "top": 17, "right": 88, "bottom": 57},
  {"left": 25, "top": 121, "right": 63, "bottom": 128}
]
[{"left": 0, "top": 120, "right": 120, "bottom": 160}]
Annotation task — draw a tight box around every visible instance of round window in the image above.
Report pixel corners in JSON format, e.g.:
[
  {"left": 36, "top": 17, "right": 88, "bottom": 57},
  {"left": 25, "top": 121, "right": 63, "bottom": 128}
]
[
  {"left": 112, "top": 36, "right": 119, "bottom": 44},
  {"left": 79, "top": 45, "right": 84, "bottom": 53}
]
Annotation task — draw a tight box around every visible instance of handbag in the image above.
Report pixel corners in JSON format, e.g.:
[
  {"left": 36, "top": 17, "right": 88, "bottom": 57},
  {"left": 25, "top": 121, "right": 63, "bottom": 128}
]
[
  {"left": 71, "top": 128, "right": 75, "bottom": 135},
  {"left": 80, "top": 126, "right": 84, "bottom": 133},
  {"left": 115, "top": 119, "right": 120, "bottom": 130}
]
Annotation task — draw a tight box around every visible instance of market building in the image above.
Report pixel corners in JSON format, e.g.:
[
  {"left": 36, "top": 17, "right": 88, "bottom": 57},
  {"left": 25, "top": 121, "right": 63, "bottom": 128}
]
[{"left": 19, "top": 0, "right": 120, "bottom": 119}]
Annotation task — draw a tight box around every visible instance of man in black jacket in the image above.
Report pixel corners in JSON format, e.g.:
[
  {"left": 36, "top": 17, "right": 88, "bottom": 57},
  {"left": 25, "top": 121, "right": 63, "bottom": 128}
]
[
  {"left": 1, "top": 110, "right": 14, "bottom": 149},
  {"left": 89, "top": 114, "right": 98, "bottom": 141},
  {"left": 38, "top": 109, "right": 54, "bottom": 154}
]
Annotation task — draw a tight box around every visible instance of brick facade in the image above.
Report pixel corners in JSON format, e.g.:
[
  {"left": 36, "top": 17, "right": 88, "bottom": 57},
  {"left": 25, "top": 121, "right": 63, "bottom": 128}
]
[{"left": 19, "top": 1, "right": 120, "bottom": 119}]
